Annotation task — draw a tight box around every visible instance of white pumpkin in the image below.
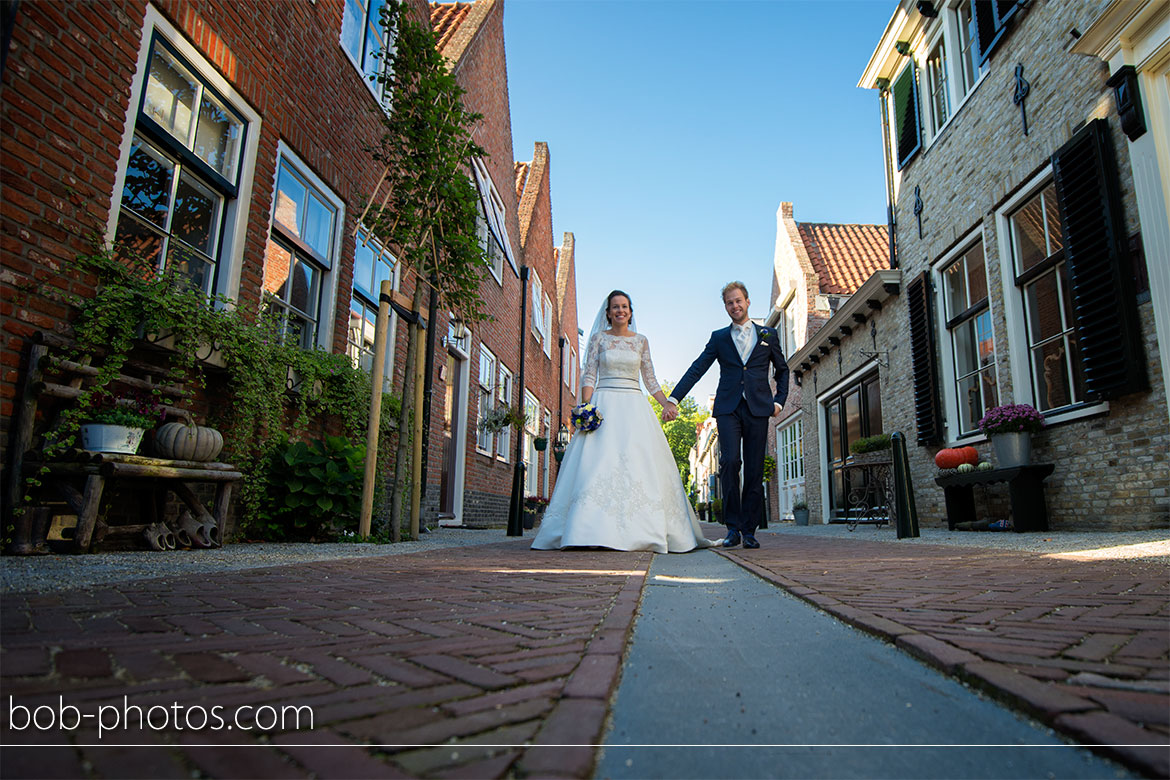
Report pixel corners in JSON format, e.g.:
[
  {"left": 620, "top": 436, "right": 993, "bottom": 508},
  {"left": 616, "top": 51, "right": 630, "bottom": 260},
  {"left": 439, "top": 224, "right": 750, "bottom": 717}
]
[
  {"left": 154, "top": 422, "right": 224, "bottom": 462},
  {"left": 977, "top": 461, "right": 994, "bottom": 471}
]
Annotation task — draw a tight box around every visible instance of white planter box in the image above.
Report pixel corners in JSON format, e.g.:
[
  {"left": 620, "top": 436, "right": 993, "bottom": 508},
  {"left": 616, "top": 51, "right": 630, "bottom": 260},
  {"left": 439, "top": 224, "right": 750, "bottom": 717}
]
[{"left": 80, "top": 424, "right": 145, "bottom": 454}]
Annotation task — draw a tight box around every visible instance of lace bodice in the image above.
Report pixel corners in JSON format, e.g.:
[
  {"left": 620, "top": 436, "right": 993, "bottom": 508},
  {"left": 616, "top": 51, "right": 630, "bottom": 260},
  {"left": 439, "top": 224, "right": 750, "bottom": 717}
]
[{"left": 581, "top": 332, "right": 662, "bottom": 396}]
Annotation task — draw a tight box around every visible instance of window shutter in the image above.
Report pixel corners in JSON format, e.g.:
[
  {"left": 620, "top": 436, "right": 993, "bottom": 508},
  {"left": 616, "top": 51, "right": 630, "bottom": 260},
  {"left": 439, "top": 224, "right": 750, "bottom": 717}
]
[
  {"left": 907, "top": 271, "right": 943, "bottom": 445},
  {"left": 1051, "top": 118, "right": 1148, "bottom": 400},
  {"left": 973, "top": 0, "right": 1017, "bottom": 64},
  {"left": 892, "top": 64, "right": 922, "bottom": 170}
]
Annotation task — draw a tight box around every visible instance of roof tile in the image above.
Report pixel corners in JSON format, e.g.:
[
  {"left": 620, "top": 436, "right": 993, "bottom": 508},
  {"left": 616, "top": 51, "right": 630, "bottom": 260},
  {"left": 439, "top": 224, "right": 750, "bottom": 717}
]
[
  {"left": 429, "top": 2, "right": 474, "bottom": 53},
  {"left": 796, "top": 223, "right": 889, "bottom": 295}
]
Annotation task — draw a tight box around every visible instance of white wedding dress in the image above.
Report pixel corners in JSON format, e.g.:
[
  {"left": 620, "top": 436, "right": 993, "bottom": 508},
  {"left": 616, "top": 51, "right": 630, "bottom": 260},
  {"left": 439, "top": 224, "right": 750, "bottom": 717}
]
[{"left": 531, "top": 331, "right": 712, "bottom": 553}]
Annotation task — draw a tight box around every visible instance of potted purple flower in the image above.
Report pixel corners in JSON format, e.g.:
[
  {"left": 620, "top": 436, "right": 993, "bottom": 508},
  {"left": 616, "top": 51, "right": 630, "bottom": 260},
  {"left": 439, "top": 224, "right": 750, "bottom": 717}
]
[{"left": 977, "top": 403, "right": 1045, "bottom": 467}]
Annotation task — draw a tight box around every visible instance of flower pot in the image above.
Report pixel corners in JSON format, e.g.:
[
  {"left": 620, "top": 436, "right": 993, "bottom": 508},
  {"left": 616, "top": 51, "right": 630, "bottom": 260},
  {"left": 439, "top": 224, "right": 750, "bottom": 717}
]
[
  {"left": 523, "top": 511, "right": 536, "bottom": 530},
  {"left": 992, "top": 432, "right": 1031, "bottom": 467},
  {"left": 534, "top": 437, "right": 548, "bottom": 451},
  {"left": 553, "top": 449, "right": 565, "bottom": 463},
  {"left": 80, "top": 424, "right": 145, "bottom": 454},
  {"left": 793, "top": 508, "right": 810, "bottom": 526}
]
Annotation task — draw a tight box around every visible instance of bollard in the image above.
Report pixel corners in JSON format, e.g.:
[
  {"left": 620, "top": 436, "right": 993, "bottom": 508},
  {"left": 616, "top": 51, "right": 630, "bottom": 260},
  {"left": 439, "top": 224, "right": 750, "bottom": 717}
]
[{"left": 891, "top": 431, "right": 920, "bottom": 538}]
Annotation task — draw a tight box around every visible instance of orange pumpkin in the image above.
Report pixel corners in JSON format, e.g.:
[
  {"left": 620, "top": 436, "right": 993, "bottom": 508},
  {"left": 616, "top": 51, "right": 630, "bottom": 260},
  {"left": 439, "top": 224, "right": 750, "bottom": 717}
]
[
  {"left": 959, "top": 446, "right": 979, "bottom": 465},
  {"left": 934, "top": 448, "right": 964, "bottom": 469}
]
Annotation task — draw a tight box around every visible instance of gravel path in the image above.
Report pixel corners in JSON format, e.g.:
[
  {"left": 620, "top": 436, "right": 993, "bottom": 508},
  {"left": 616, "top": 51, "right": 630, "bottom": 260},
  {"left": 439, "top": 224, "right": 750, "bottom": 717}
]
[{"left": 3, "top": 521, "right": 1167, "bottom": 594}]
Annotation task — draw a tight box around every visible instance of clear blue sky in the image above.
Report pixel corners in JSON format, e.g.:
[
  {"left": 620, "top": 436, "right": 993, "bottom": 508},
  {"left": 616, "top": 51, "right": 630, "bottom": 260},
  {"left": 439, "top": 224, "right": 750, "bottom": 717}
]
[{"left": 504, "top": 0, "right": 895, "bottom": 405}]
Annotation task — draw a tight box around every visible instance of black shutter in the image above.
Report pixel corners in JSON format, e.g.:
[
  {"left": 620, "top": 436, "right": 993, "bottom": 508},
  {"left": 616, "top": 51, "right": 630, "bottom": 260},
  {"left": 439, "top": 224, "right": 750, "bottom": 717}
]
[
  {"left": 892, "top": 63, "right": 921, "bottom": 170},
  {"left": 1051, "top": 118, "right": 1148, "bottom": 400},
  {"left": 907, "top": 271, "right": 943, "bottom": 445},
  {"left": 973, "top": 0, "right": 1018, "bottom": 64}
]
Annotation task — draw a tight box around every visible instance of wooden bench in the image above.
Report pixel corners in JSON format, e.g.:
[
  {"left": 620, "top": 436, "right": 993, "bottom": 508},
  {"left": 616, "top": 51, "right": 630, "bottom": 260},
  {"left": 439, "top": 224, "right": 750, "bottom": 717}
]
[
  {"left": 5, "top": 331, "right": 241, "bottom": 553},
  {"left": 934, "top": 464, "right": 1055, "bottom": 533}
]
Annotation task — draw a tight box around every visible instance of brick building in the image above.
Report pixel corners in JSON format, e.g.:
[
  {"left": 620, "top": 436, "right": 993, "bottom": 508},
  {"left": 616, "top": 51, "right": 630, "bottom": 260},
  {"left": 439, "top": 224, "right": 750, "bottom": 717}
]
[
  {"left": 763, "top": 202, "right": 888, "bottom": 523},
  {"left": 789, "top": 0, "right": 1168, "bottom": 530},
  {"left": 0, "top": 0, "right": 578, "bottom": 538}
]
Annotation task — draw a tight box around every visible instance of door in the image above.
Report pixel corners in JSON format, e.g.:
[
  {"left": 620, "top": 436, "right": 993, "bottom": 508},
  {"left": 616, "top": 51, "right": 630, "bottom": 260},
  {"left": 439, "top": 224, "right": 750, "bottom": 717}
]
[{"left": 439, "top": 351, "right": 464, "bottom": 518}]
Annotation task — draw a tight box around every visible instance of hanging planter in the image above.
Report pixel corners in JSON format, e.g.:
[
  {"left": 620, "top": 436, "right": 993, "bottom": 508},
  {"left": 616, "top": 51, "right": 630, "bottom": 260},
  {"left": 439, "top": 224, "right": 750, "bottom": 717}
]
[{"left": 533, "top": 436, "right": 548, "bottom": 451}]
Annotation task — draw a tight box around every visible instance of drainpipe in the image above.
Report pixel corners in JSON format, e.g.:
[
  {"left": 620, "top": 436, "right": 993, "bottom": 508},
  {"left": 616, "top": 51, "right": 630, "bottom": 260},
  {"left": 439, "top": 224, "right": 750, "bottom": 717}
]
[
  {"left": 878, "top": 81, "right": 898, "bottom": 270},
  {"left": 506, "top": 266, "right": 530, "bottom": 536}
]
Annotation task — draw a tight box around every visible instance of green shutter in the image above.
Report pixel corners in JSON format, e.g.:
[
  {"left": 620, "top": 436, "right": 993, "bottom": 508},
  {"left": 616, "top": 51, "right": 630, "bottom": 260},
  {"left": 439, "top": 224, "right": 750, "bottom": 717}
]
[
  {"left": 973, "top": 0, "right": 1021, "bottom": 64},
  {"left": 1051, "top": 118, "right": 1148, "bottom": 400},
  {"left": 907, "top": 271, "right": 943, "bottom": 445},
  {"left": 892, "top": 63, "right": 921, "bottom": 170}
]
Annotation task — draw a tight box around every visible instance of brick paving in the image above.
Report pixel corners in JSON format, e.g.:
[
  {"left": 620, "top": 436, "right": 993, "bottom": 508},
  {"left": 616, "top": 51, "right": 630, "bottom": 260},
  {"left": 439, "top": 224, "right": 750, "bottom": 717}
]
[
  {"left": 722, "top": 535, "right": 1169, "bottom": 778},
  {"left": 1, "top": 542, "right": 649, "bottom": 779},
  {"left": 2, "top": 533, "right": 1168, "bottom": 778}
]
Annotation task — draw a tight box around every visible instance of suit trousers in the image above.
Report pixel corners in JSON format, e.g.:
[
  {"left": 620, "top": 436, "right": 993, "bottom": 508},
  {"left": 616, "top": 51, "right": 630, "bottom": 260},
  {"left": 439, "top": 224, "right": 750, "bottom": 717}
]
[{"left": 715, "top": 397, "right": 768, "bottom": 535}]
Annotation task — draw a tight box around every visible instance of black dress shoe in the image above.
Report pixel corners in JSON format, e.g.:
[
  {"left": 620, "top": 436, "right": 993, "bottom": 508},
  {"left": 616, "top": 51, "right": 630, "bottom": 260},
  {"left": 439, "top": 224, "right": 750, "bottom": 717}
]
[
  {"left": 742, "top": 533, "right": 760, "bottom": 549},
  {"left": 722, "top": 531, "right": 741, "bottom": 548}
]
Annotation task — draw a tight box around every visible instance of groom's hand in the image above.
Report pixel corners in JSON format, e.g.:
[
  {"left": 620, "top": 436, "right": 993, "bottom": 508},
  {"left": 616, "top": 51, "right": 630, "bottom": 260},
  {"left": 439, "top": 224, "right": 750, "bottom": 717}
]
[
  {"left": 772, "top": 403, "right": 783, "bottom": 418},
  {"left": 661, "top": 401, "right": 679, "bottom": 422}
]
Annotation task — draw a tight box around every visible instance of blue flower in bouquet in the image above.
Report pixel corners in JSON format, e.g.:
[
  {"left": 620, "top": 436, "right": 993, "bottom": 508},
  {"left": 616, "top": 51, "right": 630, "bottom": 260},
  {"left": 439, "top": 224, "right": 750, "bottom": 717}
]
[{"left": 571, "top": 403, "right": 603, "bottom": 433}]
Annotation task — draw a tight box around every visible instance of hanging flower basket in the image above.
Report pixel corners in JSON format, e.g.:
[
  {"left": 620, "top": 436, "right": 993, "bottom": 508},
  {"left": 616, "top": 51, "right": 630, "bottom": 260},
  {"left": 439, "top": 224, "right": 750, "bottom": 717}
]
[{"left": 534, "top": 436, "right": 548, "bottom": 451}]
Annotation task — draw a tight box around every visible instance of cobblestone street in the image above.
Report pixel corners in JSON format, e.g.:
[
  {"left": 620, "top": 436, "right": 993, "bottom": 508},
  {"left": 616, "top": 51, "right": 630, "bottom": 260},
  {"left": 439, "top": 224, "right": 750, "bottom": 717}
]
[{"left": 1, "top": 527, "right": 1167, "bottom": 778}]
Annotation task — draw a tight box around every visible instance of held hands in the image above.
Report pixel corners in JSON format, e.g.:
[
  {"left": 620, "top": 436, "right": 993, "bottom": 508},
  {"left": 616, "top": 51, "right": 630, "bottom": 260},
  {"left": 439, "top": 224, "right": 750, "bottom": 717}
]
[{"left": 661, "top": 401, "right": 679, "bottom": 422}]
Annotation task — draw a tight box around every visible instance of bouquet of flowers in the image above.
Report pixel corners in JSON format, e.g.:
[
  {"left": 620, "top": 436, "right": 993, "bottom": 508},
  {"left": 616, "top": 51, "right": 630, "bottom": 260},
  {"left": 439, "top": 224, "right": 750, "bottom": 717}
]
[
  {"left": 977, "top": 403, "right": 1046, "bottom": 436},
  {"left": 571, "top": 402, "right": 603, "bottom": 433}
]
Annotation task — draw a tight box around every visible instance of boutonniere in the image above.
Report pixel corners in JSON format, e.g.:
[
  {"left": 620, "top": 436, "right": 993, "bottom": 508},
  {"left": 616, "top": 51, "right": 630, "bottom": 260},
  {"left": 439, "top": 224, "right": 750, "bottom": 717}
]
[{"left": 758, "top": 329, "right": 772, "bottom": 345}]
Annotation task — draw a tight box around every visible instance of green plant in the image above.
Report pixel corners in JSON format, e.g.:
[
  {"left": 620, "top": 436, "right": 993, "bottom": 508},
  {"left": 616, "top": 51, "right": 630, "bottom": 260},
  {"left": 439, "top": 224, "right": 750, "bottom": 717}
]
[
  {"left": 793, "top": 497, "right": 809, "bottom": 511},
  {"left": 711, "top": 498, "right": 723, "bottom": 515},
  {"left": 762, "top": 454, "right": 777, "bottom": 482},
  {"left": 524, "top": 496, "right": 549, "bottom": 512},
  {"left": 478, "top": 404, "right": 526, "bottom": 434},
  {"left": 850, "top": 433, "right": 892, "bottom": 454},
  {"left": 82, "top": 389, "right": 165, "bottom": 430},
  {"left": 264, "top": 435, "right": 366, "bottom": 541}
]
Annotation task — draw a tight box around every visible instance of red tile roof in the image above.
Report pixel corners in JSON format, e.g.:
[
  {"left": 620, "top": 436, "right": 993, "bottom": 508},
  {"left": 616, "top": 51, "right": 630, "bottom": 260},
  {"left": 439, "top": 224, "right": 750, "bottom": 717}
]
[
  {"left": 796, "top": 223, "right": 889, "bottom": 295},
  {"left": 430, "top": 2, "right": 474, "bottom": 53}
]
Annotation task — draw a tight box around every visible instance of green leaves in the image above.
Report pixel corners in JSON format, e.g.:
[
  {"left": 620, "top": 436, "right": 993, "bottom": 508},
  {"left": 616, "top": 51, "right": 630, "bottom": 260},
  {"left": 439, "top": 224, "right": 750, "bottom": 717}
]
[{"left": 264, "top": 435, "right": 367, "bottom": 541}]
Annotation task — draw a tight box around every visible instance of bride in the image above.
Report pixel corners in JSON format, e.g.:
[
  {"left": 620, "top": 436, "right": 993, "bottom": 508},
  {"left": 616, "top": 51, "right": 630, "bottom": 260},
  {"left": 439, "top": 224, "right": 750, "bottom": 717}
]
[{"left": 531, "top": 290, "right": 712, "bottom": 553}]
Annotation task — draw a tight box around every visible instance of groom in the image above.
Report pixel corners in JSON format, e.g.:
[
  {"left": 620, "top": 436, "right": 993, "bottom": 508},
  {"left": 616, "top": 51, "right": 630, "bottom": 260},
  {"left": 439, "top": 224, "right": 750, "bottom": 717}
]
[{"left": 664, "top": 282, "right": 789, "bottom": 549}]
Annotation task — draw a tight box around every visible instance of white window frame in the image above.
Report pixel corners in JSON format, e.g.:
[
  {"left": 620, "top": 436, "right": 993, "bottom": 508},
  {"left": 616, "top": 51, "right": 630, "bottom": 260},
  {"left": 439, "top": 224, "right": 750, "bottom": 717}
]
[
  {"left": 952, "top": 0, "right": 987, "bottom": 98},
  {"left": 108, "top": 7, "right": 261, "bottom": 304},
  {"left": 543, "top": 293, "right": 553, "bottom": 358},
  {"left": 476, "top": 346, "right": 497, "bottom": 455},
  {"left": 995, "top": 167, "right": 1107, "bottom": 426},
  {"left": 914, "top": 1, "right": 990, "bottom": 149},
  {"left": 570, "top": 347, "right": 578, "bottom": 396},
  {"left": 496, "top": 363, "right": 512, "bottom": 461},
  {"left": 471, "top": 158, "right": 511, "bottom": 281},
  {"left": 340, "top": 0, "right": 395, "bottom": 106},
  {"left": 932, "top": 227, "right": 998, "bottom": 443},
  {"left": 531, "top": 273, "right": 546, "bottom": 343},
  {"left": 263, "top": 145, "right": 343, "bottom": 351},
  {"left": 524, "top": 390, "right": 540, "bottom": 494}
]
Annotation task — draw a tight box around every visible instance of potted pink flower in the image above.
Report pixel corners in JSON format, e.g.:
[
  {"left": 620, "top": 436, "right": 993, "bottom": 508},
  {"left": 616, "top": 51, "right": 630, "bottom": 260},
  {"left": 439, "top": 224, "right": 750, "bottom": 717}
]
[{"left": 977, "top": 403, "right": 1045, "bottom": 467}]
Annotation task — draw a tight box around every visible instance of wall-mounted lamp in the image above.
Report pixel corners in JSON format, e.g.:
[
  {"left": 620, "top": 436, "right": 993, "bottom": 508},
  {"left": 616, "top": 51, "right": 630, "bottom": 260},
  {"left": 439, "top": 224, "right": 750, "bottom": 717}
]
[
  {"left": 916, "top": 1, "right": 939, "bottom": 18},
  {"left": 441, "top": 318, "right": 469, "bottom": 349},
  {"left": 1106, "top": 65, "right": 1147, "bottom": 141},
  {"left": 895, "top": 40, "right": 911, "bottom": 56}
]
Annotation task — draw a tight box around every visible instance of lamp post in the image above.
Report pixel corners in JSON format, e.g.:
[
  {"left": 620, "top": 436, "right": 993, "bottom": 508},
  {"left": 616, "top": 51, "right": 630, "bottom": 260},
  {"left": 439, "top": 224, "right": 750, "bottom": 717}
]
[{"left": 506, "top": 267, "right": 529, "bottom": 536}]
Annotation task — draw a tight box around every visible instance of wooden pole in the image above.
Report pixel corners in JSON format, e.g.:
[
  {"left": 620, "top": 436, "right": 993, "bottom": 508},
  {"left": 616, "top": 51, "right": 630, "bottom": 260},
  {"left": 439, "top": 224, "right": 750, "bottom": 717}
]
[{"left": 358, "top": 279, "right": 394, "bottom": 538}]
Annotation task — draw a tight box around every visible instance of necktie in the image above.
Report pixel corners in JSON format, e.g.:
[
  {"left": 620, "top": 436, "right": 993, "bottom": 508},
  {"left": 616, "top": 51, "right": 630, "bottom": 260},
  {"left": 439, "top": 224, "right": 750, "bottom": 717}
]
[{"left": 735, "top": 325, "right": 751, "bottom": 363}]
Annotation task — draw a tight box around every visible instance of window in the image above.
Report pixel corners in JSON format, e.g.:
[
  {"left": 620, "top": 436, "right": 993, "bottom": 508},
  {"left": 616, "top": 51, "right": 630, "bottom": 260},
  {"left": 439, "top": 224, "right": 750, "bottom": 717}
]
[
  {"left": 347, "top": 231, "right": 397, "bottom": 379},
  {"left": 543, "top": 293, "right": 553, "bottom": 357},
  {"left": 1006, "top": 183, "right": 1086, "bottom": 412},
  {"left": 570, "top": 348, "right": 578, "bottom": 395},
  {"left": 341, "top": 0, "right": 392, "bottom": 103},
  {"left": 477, "top": 346, "right": 497, "bottom": 454},
  {"left": 524, "top": 390, "right": 540, "bottom": 494},
  {"left": 940, "top": 238, "right": 998, "bottom": 436},
  {"left": 891, "top": 62, "right": 922, "bottom": 169},
  {"left": 263, "top": 153, "right": 339, "bottom": 349},
  {"left": 113, "top": 37, "right": 246, "bottom": 295},
  {"left": 779, "top": 295, "right": 799, "bottom": 356},
  {"left": 471, "top": 158, "right": 513, "bottom": 279},
  {"left": 925, "top": 35, "right": 950, "bottom": 135},
  {"left": 824, "top": 373, "right": 882, "bottom": 519},
  {"left": 496, "top": 364, "right": 512, "bottom": 460},
  {"left": 532, "top": 273, "right": 546, "bottom": 343},
  {"left": 562, "top": 339, "right": 572, "bottom": 386},
  {"left": 955, "top": 0, "right": 987, "bottom": 96}
]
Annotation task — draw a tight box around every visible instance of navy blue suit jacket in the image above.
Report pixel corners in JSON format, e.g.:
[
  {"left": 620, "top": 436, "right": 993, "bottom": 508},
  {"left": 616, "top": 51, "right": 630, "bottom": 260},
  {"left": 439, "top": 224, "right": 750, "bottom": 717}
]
[{"left": 671, "top": 324, "right": 790, "bottom": 417}]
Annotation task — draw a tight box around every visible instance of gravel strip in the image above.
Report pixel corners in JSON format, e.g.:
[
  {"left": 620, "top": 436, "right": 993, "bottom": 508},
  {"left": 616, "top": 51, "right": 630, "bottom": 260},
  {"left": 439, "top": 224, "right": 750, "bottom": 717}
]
[
  {"left": 3, "top": 522, "right": 1167, "bottom": 594},
  {"left": 1, "top": 527, "right": 529, "bottom": 594}
]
